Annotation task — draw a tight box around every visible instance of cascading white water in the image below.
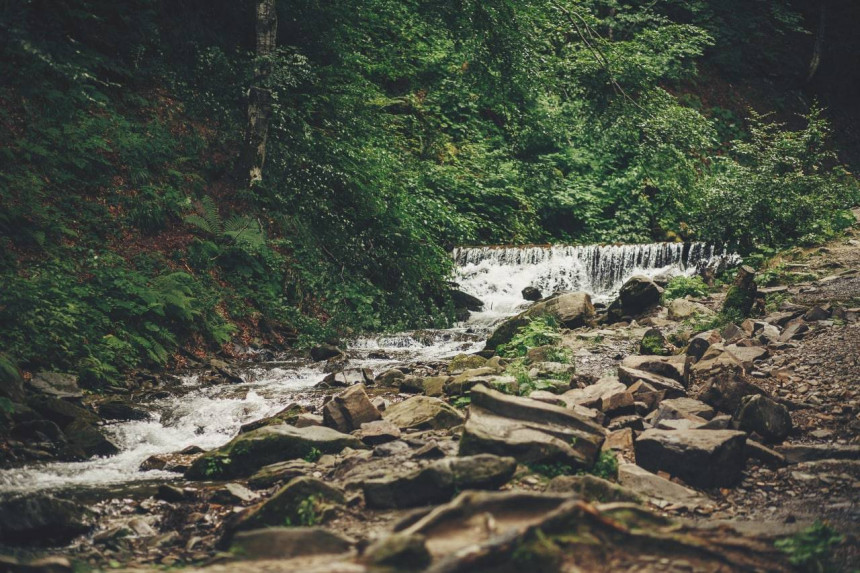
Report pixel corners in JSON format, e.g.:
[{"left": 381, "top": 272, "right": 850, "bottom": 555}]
[{"left": 453, "top": 242, "right": 733, "bottom": 324}]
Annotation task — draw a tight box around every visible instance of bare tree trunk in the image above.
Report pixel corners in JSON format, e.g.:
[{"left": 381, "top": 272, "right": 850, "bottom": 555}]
[
  {"left": 240, "top": 0, "right": 277, "bottom": 186},
  {"left": 805, "top": 1, "right": 826, "bottom": 84}
]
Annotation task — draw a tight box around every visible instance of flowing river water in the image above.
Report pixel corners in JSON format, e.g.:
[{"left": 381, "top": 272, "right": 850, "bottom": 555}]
[{"left": 0, "top": 242, "right": 733, "bottom": 496}]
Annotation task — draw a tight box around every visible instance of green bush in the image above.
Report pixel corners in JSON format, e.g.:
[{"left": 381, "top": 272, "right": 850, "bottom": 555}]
[
  {"left": 775, "top": 521, "right": 843, "bottom": 572},
  {"left": 662, "top": 276, "right": 709, "bottom": 302},
  {"left": 497, "top": 317, "right": 562, "bottom": 359},
  {"left": 693, "top": 108, "right": 860, "bottom": 252}
]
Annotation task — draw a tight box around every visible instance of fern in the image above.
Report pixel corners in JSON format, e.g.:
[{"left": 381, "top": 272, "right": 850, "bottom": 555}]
[
  {"left": 224, "top": 214, "right": 266, "bottom": 249},
  {"left": 185, "top": 196, "right": 223, "bottom": 236},
  {"left": 185, "top": 196, "right": 265, "bottom": 251}
]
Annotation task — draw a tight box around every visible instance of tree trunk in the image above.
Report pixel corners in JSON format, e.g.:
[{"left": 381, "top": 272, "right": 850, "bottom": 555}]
[
  {"left": 240, "top": 0, "right": 278, "bottom": 186},
  {"left": 722, "top": 265, "right": 758, "bottom": 319},
  {"left": 805, "top": 1, "right": 826, "bottom": 84}
]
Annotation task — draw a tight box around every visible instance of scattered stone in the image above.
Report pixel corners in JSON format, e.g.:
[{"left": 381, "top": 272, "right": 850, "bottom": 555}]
[
  {"left": 0, "top": 494, "right": 93, "bottom": 546},
  {"left": 156, "top": 484, "right": 189, "bottom": 503},
  {"left": 521, "top": 286, "right": 542, "bottom": 301},
  {"left": 695, "top": 369, "right": 767, "bottom": 413},
  {"left": 779, "top": 319, "right": 809, "bottom": 342},
  {"left": 233, "top": 477, "right": 345, "bottom": 531},
  {"left": 421, "top": 376, "right": 448, "bottom": 397},
  {"left": 634, "top": 429, "right": 747, "bottom": 488},
  {"left": 653, "top": 398, "right": 715, "bottom": 425},
  {"left": 776, "top": 444, "right": 860, "bottom": 464},
  {"left": 668, "top": 298, "right": 715, "bottom": 321},
  {"left": 620, "top": 354, "right": 691, "bottom": 386},
  {"left": 355, "top": 419, "right": 401, "bottom": 445},
  {"left": 617, "top": 464, "right": 710, "bottom": 509},
  {"left": 604, "top": 428, "right": 635, "bottom": 451},
  {"left": 318, "top": 368, "right": 371, "bottom": 388},
  {"left": 96, "top": 400, "right": 149, "bottom": 421},
  {"left": 322, "top": 383, "right": 381, "bottom": 433},
  {"left": 375, "top": 368, "right": 406, "bottom": 387},
  {"left": 451, "top": 289, "right": 484, "bottom": 312},
  {"left": 546, "top": 474, "right": 641, "bottom": 504},
  {"left": 383, "top": 396, "right": 465, "bottom": 431},
  {"left": 617, "top": 366, "right": 686, "bottom": 397},
  {"left": 212, "top": 483, "right": 258, "bottom": 505},
  {"left": 186, "top": 425, "right": 364, "bottom": 480},
  {"left": 295, "top": 413, "right": 324, "bottom": 428},
  {"left": 363, "top": 454, "right": 517, "bottom": 509},
  {"left": 247, "top": 459, "right": 313, "bottom": 489},
  {"left": 459, "top": 384, "right": 605, "bottom": 469},
  {"left": 240, "top": 404, "right": 307, "bottom": 433},
  {"left": 733, "top": 394, "right": 792, "bottom": 442},
  {"left": 364, "top": 532, "right": 431, "bottom": 569},
  {"left": 310, "top": 344, "right": 344, "bottom": 362},
  {"left": 230, "top": 527, "right": 353, "bottom": 560},
  {"left": 448, "top": 353, "right": 488, "bottom": 373}
]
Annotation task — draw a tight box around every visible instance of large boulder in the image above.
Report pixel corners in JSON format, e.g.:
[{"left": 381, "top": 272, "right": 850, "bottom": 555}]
[
  {"left": 322, "top": 383, "right": 381, "bottom": 433},
  {"left": 634, "top": 429, "right": 747, "bottom": 488},
  {"left": 668, "top": 298, "right": 714, "bottom": 321},
  {"left": 0, "top": 494, "right": 93, "bottom": 546},
  {"left": 365, "top": 532, "right": 432, "bottom": 569},
  {"left": 232, "top": 477, "right": 345, "bottom": 531},
  {"left": 63, "top": 419, "right": 120, "bottom": 459},
  {"left": 451, "top": 289, "right": 484, "bottom": 312},
  {"left": 484, "top": 291, "right": 594, "bottom": 351},
  {"left": 185, "top": 425, "right": 364, "bottom": 480},
  {"left": 382, "top": 396, "right": 464, "bottom": 431},
  {"left": 695, "top": 369, "right": 768, "bottom": 414},
  {"left": 734, "top": 395, "right": 792, "bottom": 442},
  {"left": 521, "top": 286, "right": 542, "bottom": 301},
  {"left": 459, "top": 384, "right": 605, "bottom": 470},
  {"left": 309, "top": 343, "right": 344, "bottom": 362},
  {"left": 362, "top": 454, "right": 517, "bottom": 509},
  {"left": 618, "top": 275, "right": 663, "bottom": 316}
]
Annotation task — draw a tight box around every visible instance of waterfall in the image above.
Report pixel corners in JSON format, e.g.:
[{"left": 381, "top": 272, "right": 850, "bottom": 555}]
[{"left": 453, "top": 242, "right": 735, "bottom": 323}]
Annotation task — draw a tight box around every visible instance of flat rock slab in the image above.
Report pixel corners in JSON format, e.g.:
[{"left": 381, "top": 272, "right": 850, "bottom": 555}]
[
  {"left": 620, "top": 355, "right": 691, "bottom": 386},
  {"left": 618, "top": 463, "right": 710, "bottom": 509},
  {"left": 323, "top": 383, "right": 381, "bottom": 433},
  {"left": 634, "top": 429, "right": 747, "bottom": 488},
  {"left": 362, "top": 454, "right": 517, "bottom": 509},
  {"left": 230, "top": 527, "right": 354, "bottom": 560},
  {"left": 186, "top": 425, "right": 364, "bottom": 480},
  {"left": 459, "top": 384, "right": 605, "bottom": 469},
  {"left": 382, "top": 396, "right": 465, "bottom": 431},
  {"left": 617, "top": 366, "right": 686, "bottom": 397},
  {"left": 234, "top": 477, "right": 345, "bottom": 531}
]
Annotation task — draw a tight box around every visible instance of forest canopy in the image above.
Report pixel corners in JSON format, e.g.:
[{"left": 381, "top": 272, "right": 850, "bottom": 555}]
[{"left": 1, "top": 0, "right": 857, "bottom": 383}]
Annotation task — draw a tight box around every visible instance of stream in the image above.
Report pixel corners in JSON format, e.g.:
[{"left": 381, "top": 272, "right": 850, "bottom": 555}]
[{"left": 0, "top": 242, "right": 732, "bottom": 496}]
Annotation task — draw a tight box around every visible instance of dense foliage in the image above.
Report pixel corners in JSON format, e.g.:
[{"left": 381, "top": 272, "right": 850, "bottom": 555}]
[{"left": 0, "top": 0, "right": 857, "bottom": 382}]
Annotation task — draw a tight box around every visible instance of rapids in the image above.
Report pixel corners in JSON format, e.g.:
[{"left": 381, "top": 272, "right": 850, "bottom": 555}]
[{"left": 0, "top": 242, "right": 733, "bottom": 495}]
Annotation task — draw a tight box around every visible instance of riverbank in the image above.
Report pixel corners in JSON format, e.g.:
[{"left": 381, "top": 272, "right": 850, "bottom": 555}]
[{"left": 2, "top": 228, "right": 859, "bottom": 572}]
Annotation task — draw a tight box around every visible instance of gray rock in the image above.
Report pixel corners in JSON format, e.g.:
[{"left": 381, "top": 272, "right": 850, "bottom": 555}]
[
  {"left": 185, "top": 425, "right": 364, "bottom": 480},
  {"left": 668, "top": 298, "right": 714, "bottom": 320},
  {"left": 97, "top": 400, "right": 149, "bottom": 421},
  {"left": 634, "top": 429, "right": 747, "bottom": 488},
  {"left": 234, "top": 477, "right": 345, "bottom": 531},
  {"left": 27, "top": 371, "right": 82, "bottom": 399},
  {"left": 230, "top": 527, "right": 353, "bottom": 560},
  {"left": 383, "top": 396, "right": 465, "bottom": 431},
  {"left": 546, "top": 474, "right": 641, "bottom": 504},
  {"left": 310, "top": 344, "right": 344, "bottom": 362},
  {"left": 355, "top": 419, "right": 401, "bottom": 445},
  {"left": 617, "top": 464, "right": 710, "bottom": 508},
  {"left": 365, "top": 532, "right": 431, "bottom": 569},
  {"left": 618, "top": 275, "right": 663, "bottom": 315},
  {"left": 295, "top": 413, "right": 323, "bottom": 428},
  {"left": 248, "top": 459, "right": 313, "bottom": 489},
  {"left": 620, "top": 354, "right": 691, "bottom": 386},
  {"left": 448, "top": 353, "right": 488, "bottom": 373},
  {"left": 376, "top": 368, "right": 406, "bottom": 387},
  {"left": 0, "top": 494, "right": 93, "bottom": 546},
  {"left": 459, "top": 384, "right": 605, "bottom": 469},
  {"left": 617, "top": 366, "right": 686, "bottom": 398},
  {"left": 212, "top": 483, "right": 258, "bottom": 505},
  {"left": 734, "top": 394, "right": 792, "bottom": 442},
  {"left": 363, "top": 454, "right": 517, "bottom": 509},
  {"left": 686, "top": 330, "right": 721, "bottom": 362},
  {"left": 652, "top": 398, "right": 715, "bottom": 425},
  {"left": 322, "top": 383, "right": 381, "bottom": 433},
  {"left": 695, "top": 369, "right": 768, "bottom": 414},
  {"left": 521, "top": 286, "right": 542, "bottom": 301},
  {"left": 485, "top": 292, "right": 595, "bottom": 350},
  {"left": 778, "top": 319, "right": 809, "bottom": 342}
]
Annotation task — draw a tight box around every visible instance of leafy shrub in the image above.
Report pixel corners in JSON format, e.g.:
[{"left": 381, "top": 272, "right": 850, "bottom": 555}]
[
  {"left": 693, "top": 108, "right": 860, "bottom": 252},
  {"left": 775, "top": 521, "right": 843, "bottom": 572},
  {"left": 662, "top": 276, "right": 709, "bottom": 302},
  {"left": 497, "top": 317, "right": 562, "bottom": 358},
  {"left": 639, "top": 334, "right": 667, "bottom": 356}
]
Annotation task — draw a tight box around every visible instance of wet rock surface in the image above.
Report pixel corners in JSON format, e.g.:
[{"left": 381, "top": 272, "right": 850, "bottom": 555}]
[{"left": 3, "top": 232, "right": 859, "bottom": 571}]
